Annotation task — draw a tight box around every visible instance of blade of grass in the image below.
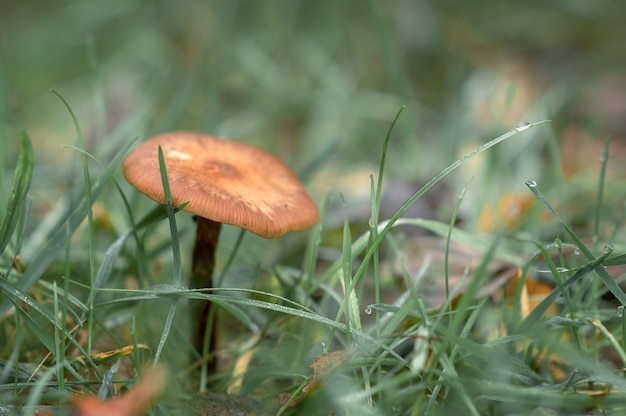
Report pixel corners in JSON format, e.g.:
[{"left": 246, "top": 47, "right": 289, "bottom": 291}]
[
  {"left": 77, "top": 201, "right": 189, "bottom": 316},
  {"left": 369, "top": 106, "right": 403, "bottom": 339},
  {"left": 153, "top": 303, "right": 177, "bottom": 366},
  {"left": 0, "top": 133, "right": 135, "bottom": 316},
  {"left": 422, "top": 238, "right": 501, "bottom": 414},
  {"left": 316, "top": 216, "right": 523, "bottom": 304},
  {"left": 527, "top": 238, "right": 576, "bottom": 313},
  {"left": 341, "top": 194, "right": 357, "bottom": 340},
  {"left": 351, "top": 121, "right": 551, "bottom": 291},
  {"left": 0, "top": 279, "right": 99, "bottom": 371},
  {"left": 23, "top": 365, "right": 60, "bottom": 416},
  {"left": 594, "top": 135, "right": 610, "bottom": 243},
  {"left": 303, "top": 194, "right": 324, "bottom": 290},
  {"left": 525, "top": 180, "right": 626, "bottom": 305},
  {"left": 157, "top": 145, "right": 183, "bottom": 287},
  {"left": 435, "top": 236, "right": 501, "bottom": 365},
  {"left": 52, "top": 282, "right": 65, "bottom": 392},
  {"left": 0, "top": 130, "right": 34, "bottom": 255},
  {"left": 99, "top": 286, "right": 408, "bottom": 370},
  {"left": 445, "top": 178, "right": 473, "bottom": 304},
  {"left": 152, "top": 145, "right": 183, "bottom": 364},
  {"left": 216, "top": 228, "right": 246, "bottom": 287},
  {"left": 0, "top": 46, "right": 8, "bottom": 189},
  {"left": 515, "top": 248, "right": 612, "bottom": 333},
  {"left": 100, "top": 287, "right": 364, "bottom": 340},
  {"left": 589, "top": 318, "right": 626, "bottom": 369},
  {"left": 51, "top": 89, "right": 98, "bottom": 353},
  {"left": 315, "top": 121, "right": 548, "bottom": 292}
]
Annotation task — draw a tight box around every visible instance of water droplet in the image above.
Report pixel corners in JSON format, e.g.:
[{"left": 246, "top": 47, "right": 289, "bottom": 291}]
[
  {"left": 515, "top": 121, "right": 531, "bottom": 132},
  {"left": 573, "top": 248, "right": 581, "bottom": 256},
  {"left": 526, "top": 180, "right": 537, "bottom": 188},
  {"left": 507, "top": 203, "right": 521, "bottom": 220},
  {"left": 604, "top": 243, "right": 614, "bottom": 254},
  {"left": 364, "top": 306, "right": 373, "bottom": 315},
  {"left": 617, "top": 305, "right": 624, "bottom": 318},
  {"left": 555, "top": 267, "right": 568, "bottom": 273}
]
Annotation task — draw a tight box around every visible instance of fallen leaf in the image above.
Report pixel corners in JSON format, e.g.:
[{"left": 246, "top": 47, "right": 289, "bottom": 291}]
[
  {"left": 226, "top": 333, "right": 261, "bottom": 394},
  {"left": 68, "top": 365, "right": 165, "bottom": 416},
  {"left": 89, "top": 344, "right": 151, "bottom": 366},
  {"left": 502, "top": 268, "right": 556, "bottom": 318},
  {"left": 303, "top": 350, "right": 350, "bottom": 394},
  {"left": 478, "top": 192, "right": 535, "bottom": 233}
]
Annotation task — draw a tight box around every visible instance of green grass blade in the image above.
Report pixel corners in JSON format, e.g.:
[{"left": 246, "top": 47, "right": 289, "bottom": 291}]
[
  {"left": 603, "top": 253, "right": 626, "bottom": 267},
  {"left": 594, "top": 135, "right": 610, "bottom": 242},
  {"left": 99, "top": 287, "right": 362, "bottom": 340},
  {"left": 340, "top": 195, "right": 356, "bottom": 338},
  {"left": 149, "top": 146, "right": 183, "bottom": 366},
  {"left": 83, "top": 229, "right": 133, "bottom": 315},
  {"left": 526, "top": 180, "right": 626, "bottom": 305},
  {"left": 515, "top": 249, "right": 612, "bottom": 333},
  {"left": 375, "top": 106, "right": 403, "bottom": 207},
  {"left": 315, "top": 121, "right": 550, "bottom": 292},
  {"left": 0, "top": 133, "right": 134, "bottom": 316},
  {"left": 158, "top": 145, "right": 183, "bottom": 287},
  {"left": 52, "top": 282, "right": 65, "bottom": 392},
  {"left": 350, "top": 121, "right": 550, "bottom": 292},
  {"left": 50, "top": 90, "right": 97, "bottom": 352},
  {"left": 0, "top": 130, "right": 34, "bottom": 255},
  {"left": 153, "top": 301, "right": 177, "bottom": 365},
  {"left": 445, "top": 179, "right": 473, "bottom": 303},
  {"left": 368, "top": 107, "right": 403, "bottom": 339},
  {"left": 0, "top": 279, "right": 99, "bottom": 371}
]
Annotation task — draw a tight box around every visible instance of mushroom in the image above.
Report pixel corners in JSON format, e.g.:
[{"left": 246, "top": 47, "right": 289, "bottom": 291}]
[{"left": 122, "top": 131, "right": 319, "bottom": 361}]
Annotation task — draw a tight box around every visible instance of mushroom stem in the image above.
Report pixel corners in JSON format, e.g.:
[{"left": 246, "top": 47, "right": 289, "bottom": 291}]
[{"left": 190, "top": 216, "right": 222, "bottom": 363}]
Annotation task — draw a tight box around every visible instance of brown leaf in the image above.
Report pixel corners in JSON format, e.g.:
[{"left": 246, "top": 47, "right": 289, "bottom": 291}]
[
  {"left": 478, "top": 192, "right": 535, "bottom": 233},
  {"left": 89, "top": 344, "right": 151, "bottom": 366},
  {"left": 502, "top": 269, "right": 556, "bottom": 318},
  {"left": 303, "top": 350, "right": 350, "bottom": 394},
  {"left": 69, "top": 365, "right": 166, "bottom": 416}
]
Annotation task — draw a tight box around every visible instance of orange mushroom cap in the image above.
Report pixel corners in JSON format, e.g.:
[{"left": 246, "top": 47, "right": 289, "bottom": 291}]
[{"left": 123, "top": 131, "right": 319, "bottom": 238}]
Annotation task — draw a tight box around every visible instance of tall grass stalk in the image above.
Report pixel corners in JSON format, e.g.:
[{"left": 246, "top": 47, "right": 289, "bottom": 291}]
[{"left": 52, "top": 90, "right": 97, "bottom": 354}]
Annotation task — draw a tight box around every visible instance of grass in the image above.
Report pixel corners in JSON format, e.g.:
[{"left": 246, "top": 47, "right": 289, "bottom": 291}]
[{"left": 2, "top": 1, "right": 626, "bottom": 415}]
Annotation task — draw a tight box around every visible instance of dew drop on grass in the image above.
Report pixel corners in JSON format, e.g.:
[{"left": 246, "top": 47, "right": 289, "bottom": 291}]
[
  {"left": 604, "top": 243, "right": 614, "bottom": 254},
  {"left": 507, "top": 203, "right": 521, "bottom": 219},
  {"left": 515, "top": 121, "right": 531, "bottom": 131},
  {"left": 364, "top": 306, "right": 373, "bottom": 315},
  {"left": 573, "top": 247, "right": 581, "bottom": 256},
  {"left": 617, "top": 305, "right": 624, "bottom": 318},
  {"left": 526, "top": 180, "right": 537, "bottom": 188}
]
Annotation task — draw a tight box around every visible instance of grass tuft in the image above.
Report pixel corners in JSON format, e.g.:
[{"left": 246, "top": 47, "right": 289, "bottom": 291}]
[{"left": 2, "top": 3, "right": 626, "bottom": 414}]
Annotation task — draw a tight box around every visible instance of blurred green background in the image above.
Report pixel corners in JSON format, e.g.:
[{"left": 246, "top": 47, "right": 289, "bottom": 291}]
[
  {"left": 3, "top": 1, "right": 625, "bottom": 218},
  {"left": 3, "top": 0, "right": 625, "bottom": 189}
]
